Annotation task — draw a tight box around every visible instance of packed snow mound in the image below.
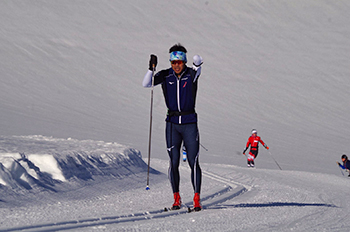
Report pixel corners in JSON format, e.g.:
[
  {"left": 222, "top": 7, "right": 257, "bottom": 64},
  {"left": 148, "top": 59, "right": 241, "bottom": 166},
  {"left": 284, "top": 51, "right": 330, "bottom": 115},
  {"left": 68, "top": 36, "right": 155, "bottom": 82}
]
[{"left": 0, "top": 135, "right": 156, "bottom": 192}]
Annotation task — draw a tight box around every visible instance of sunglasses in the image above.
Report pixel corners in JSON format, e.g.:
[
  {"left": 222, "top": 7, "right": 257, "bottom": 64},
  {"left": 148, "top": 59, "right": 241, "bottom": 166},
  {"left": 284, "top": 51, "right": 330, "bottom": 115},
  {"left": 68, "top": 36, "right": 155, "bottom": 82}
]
[{"left": 171, "top": 60, "right": 184, "bottom": 65}]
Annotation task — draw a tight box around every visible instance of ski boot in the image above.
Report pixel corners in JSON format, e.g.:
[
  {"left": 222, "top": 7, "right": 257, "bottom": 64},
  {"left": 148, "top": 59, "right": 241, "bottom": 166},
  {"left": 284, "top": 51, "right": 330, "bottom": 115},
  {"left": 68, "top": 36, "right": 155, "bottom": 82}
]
[
  {"left": 171, "top": 192, "right": 181, "bottom": 210},
  {"left": 193, "top": 193, "right": 202, "bottom": 211},
  {"left": 250, "top": 160, "right": 255, "bottom": 167}
]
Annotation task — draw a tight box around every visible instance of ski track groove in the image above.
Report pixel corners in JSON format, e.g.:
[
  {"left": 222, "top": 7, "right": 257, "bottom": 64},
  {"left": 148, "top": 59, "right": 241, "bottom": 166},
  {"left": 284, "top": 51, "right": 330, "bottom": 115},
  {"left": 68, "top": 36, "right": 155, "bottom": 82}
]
[{"left": 0, "top": 170, "right": 251, "bottom": 232}]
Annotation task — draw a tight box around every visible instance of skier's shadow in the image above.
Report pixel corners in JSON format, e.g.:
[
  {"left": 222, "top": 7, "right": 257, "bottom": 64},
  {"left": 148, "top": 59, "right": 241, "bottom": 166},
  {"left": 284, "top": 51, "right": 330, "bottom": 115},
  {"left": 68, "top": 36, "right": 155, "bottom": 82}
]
[
  {"left": 206, "top": 202, "right": 338, "bottom": 209},
  {"left": 235, "top": 151, "right": 242, "bottom": 156}
]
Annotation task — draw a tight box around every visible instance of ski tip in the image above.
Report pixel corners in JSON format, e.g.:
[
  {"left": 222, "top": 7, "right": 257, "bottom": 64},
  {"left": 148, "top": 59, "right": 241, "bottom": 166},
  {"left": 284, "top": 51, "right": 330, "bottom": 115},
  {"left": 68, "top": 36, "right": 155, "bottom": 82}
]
[{"left": 146, "top": 186, "right": 150, "bottom": 190}]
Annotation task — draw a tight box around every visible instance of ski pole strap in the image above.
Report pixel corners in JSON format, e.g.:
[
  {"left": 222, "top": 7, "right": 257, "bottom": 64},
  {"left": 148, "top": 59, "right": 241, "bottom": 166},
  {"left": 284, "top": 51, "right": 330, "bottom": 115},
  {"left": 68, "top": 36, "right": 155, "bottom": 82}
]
[{"left": 167, "top": 110, "right": 196, "bottom": 117}]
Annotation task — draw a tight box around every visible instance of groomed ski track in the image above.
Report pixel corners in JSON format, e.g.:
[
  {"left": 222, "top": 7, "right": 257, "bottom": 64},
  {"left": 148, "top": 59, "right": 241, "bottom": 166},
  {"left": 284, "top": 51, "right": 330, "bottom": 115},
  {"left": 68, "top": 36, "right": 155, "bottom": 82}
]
[{"left": 1, "top": 170, "right": 249, "bottom": 232}]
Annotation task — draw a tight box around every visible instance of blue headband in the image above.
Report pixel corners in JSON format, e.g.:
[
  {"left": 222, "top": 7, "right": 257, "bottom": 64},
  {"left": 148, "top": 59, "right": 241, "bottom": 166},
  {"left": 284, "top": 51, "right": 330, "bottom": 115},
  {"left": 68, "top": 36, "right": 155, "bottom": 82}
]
[{"left": 169, "top": 51, "right": 187, "bottom": 62}]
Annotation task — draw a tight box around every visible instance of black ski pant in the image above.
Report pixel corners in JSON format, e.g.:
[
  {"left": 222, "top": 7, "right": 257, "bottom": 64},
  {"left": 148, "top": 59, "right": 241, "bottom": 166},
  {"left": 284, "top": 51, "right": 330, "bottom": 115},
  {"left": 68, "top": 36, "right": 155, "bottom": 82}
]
[{"left": 166, "top": 121, "right": 202, "bottom": 194}]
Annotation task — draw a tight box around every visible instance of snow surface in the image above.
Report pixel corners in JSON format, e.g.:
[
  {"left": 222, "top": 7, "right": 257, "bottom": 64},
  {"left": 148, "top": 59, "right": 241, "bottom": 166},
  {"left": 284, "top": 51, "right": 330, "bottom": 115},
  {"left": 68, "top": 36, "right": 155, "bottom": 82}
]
[{"left": 0, "top": 0, "right": 350, "bottom": 231}]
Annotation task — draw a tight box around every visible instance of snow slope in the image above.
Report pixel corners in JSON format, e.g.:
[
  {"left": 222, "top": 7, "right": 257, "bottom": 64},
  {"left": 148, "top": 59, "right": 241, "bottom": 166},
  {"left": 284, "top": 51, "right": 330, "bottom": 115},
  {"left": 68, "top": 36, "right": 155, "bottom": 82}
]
[
  {"left": 0, "top": 0, "right": 350, "bottom": 231},
  {"left": 0, "top": 137, "right": 349, "bottom": 231}
]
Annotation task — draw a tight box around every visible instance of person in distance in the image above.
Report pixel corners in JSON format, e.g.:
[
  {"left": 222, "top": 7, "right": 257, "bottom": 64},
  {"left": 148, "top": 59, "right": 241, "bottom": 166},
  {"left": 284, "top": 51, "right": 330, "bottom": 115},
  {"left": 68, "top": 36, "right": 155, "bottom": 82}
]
[{"left": 243, "top": 129, "right": 269, "bottom": 167}]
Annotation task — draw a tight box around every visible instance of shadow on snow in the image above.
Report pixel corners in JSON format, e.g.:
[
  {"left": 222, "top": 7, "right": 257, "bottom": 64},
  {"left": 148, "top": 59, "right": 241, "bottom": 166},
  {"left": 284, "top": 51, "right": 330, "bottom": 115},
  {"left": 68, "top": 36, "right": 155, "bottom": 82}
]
[{"left": 208, "top": 202, "right": 338, "bottom": 209}]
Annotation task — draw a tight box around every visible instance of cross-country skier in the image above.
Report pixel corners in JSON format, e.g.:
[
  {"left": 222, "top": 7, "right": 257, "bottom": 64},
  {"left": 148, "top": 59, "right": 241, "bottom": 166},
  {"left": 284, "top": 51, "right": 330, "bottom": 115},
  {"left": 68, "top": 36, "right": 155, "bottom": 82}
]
[
  {"left": 143, "top": 43, "right": 203, "bottom": 211},
  {"left": 243, "top": 129, "right": 269, "bottom": 167},
  {"left": 182, "top": 145, "right": 187, "bottom": 162},
  {"left": 337, "top": 154, "right": 350, "bottom": 177}
]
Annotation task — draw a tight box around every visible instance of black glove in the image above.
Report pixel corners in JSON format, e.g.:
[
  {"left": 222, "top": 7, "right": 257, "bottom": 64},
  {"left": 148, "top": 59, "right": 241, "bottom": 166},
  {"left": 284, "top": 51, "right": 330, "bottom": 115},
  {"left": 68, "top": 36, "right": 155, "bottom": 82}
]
[{"left": 149, "top": 54, "right": 157, "bottom": 71}]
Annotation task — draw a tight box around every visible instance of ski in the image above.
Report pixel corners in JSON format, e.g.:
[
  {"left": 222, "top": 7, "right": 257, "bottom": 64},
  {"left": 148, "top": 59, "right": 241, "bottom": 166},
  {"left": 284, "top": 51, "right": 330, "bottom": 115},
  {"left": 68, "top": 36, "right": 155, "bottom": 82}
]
[
  {"left": 186, "top": 207, "right": 202, "bottom": 212},
  {"left": 163, "top": 205, "right": 200, "bottom": 213},
  {"left": 163, "top": 206, "right": 185, "bottom": 212}
]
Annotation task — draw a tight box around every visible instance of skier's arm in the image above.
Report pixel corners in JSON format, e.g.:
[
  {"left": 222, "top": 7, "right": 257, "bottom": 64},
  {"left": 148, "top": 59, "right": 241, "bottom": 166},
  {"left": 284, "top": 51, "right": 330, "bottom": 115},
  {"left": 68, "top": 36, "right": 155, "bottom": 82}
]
[
  {"left": 243, "top": 147, "right": 248, "bottom": 154},
  {"left": 142, "top": 70, "right": 153, "bottom": 87},
  {"left": 142, "top": 54, "right": 158, "bottom": 88},
  {"left": 260, "top": 138, "right": 269, "bottom": 150},
  {"left": 243, "top": 139, "right": 250, "bottom": 154},
  {"left": 192, "top": 55, "right": 203, "bottom": 82},
  {"left": 338, "top": 162, "right": 346, "bottom": 170}
]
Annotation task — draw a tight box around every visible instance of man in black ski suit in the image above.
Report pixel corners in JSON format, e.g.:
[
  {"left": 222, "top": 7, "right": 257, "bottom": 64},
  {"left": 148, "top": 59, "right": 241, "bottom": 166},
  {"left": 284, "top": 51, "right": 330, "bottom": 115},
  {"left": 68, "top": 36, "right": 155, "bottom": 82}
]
[{"left": 142, "top": 43, "right": 203, "bottom": 211}]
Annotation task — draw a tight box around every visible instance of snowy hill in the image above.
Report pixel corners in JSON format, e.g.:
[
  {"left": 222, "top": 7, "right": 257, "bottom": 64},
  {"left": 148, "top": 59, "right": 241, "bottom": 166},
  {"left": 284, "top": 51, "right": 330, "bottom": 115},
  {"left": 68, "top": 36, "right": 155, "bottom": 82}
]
[
  {"left": 0, "top": 0, "right": 350, "bottom": 231},
  {"left": 0, "top": 136, "right": 157, "bottom": 194}
]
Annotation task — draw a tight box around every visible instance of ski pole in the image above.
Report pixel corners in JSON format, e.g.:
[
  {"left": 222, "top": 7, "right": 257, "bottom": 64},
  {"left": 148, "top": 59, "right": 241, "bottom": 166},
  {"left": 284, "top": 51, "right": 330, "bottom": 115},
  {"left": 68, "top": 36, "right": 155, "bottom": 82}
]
[
  {"left": 146, "top": 65, "right": 155, "bottom": 190},
  {"left": 200, "top": 143, "right": 208, "bottom": 151},
  {"left": 268, "top": 150, "right": 282, "bottom": 170}
]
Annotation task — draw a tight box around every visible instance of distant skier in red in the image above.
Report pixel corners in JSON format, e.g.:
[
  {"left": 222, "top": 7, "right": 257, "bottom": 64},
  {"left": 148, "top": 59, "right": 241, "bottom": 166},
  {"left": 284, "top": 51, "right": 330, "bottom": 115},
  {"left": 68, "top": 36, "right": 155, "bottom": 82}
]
[{"left": 243, "top": 129, "right": 269, "bottom": 167}]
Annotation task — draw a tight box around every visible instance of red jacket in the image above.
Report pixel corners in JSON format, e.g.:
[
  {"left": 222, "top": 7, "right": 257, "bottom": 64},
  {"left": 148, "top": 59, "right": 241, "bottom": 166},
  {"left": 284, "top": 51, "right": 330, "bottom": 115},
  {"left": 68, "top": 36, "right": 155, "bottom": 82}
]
[{"left": 245, "top": 135, "right": 266, "bottom": 151}]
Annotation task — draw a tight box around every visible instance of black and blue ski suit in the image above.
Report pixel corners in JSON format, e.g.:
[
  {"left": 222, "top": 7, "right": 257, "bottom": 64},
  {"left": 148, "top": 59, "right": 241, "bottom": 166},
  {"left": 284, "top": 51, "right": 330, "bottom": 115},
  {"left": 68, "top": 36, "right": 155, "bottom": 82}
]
[
  {"left": 339, "top": 159, "right": 350, "bottom": 171},
  {"left": 144, "top": 65, "right": 202, "bottom": 194}
]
